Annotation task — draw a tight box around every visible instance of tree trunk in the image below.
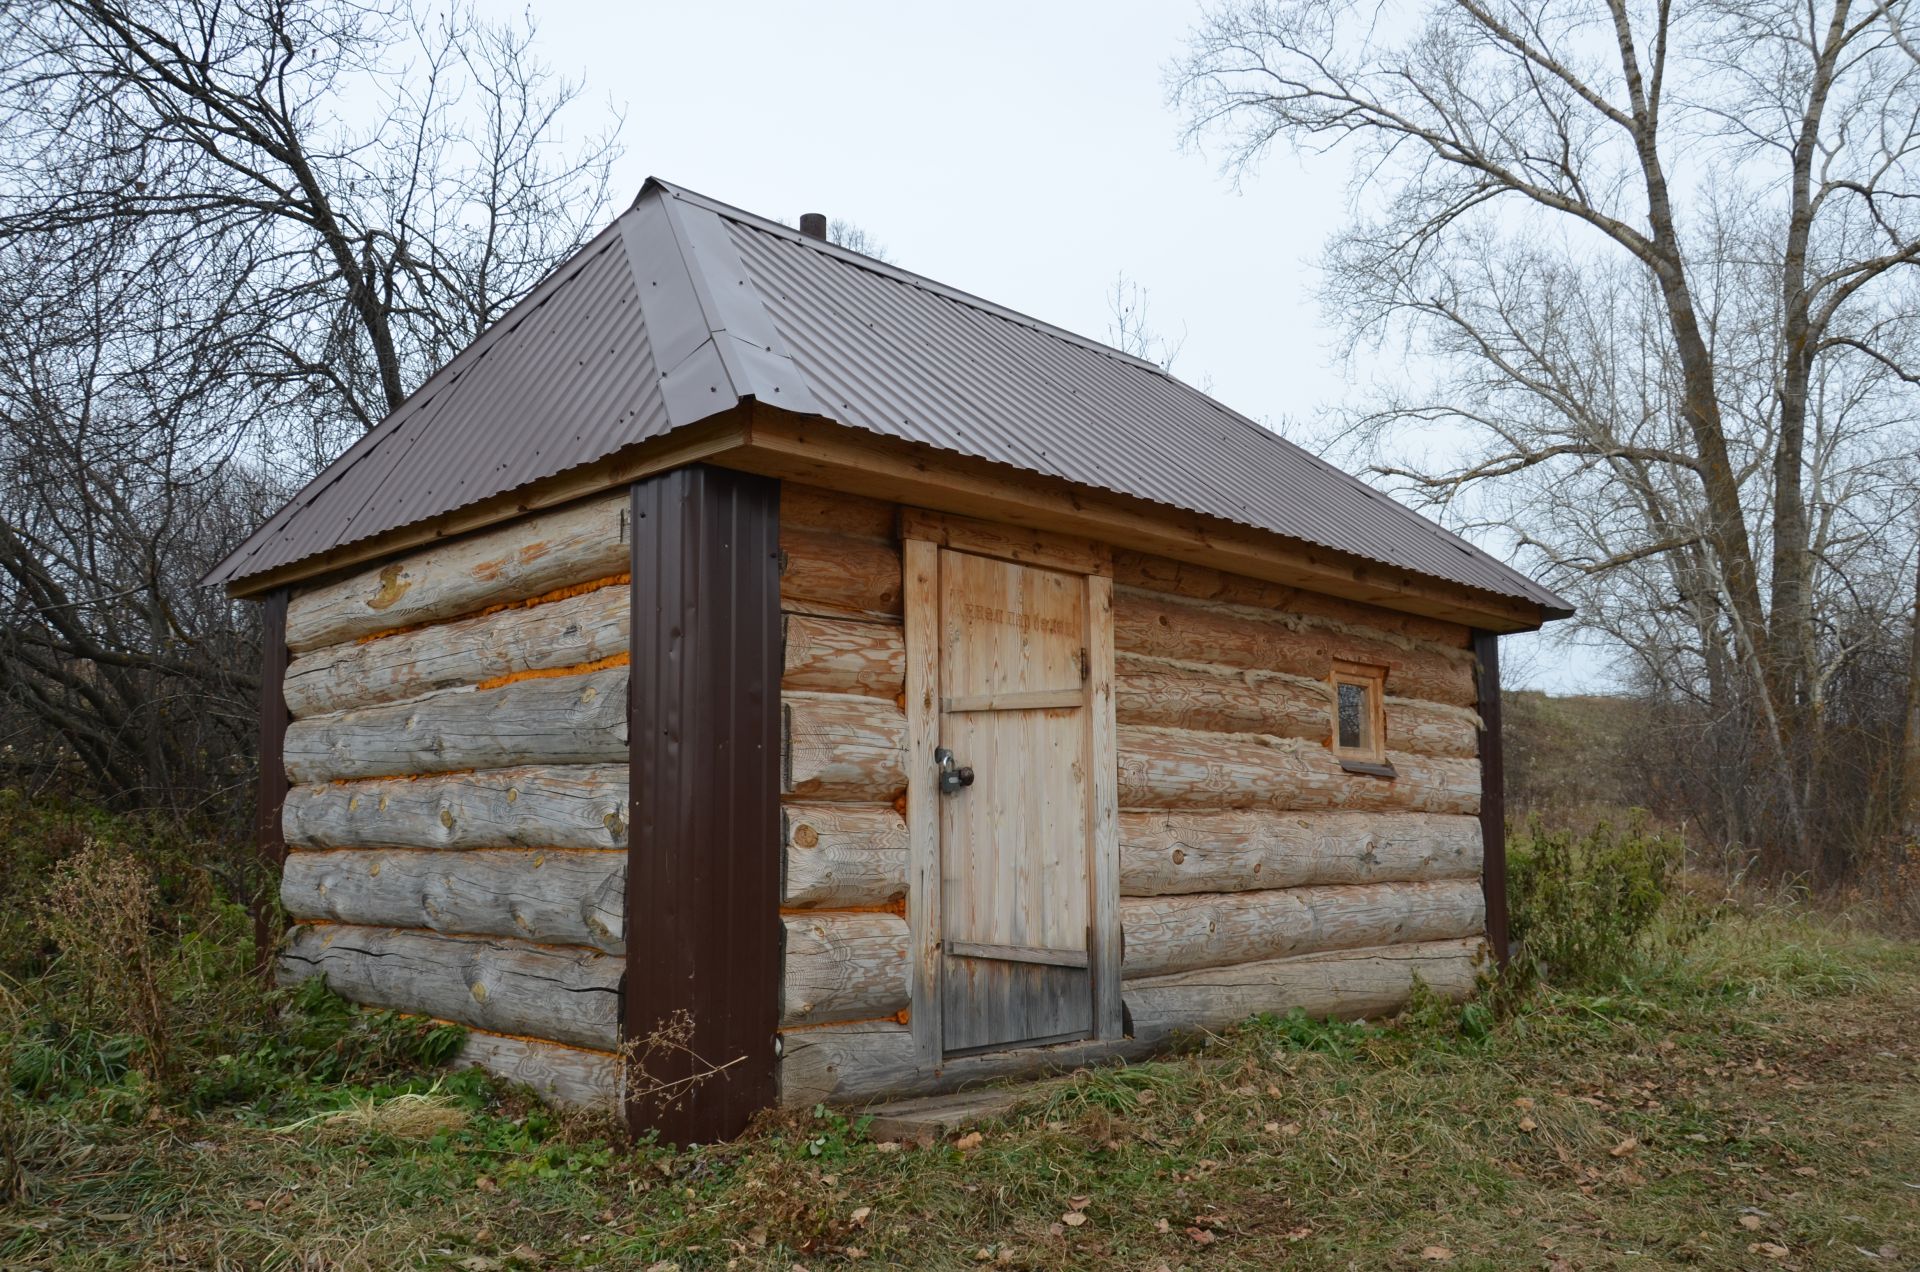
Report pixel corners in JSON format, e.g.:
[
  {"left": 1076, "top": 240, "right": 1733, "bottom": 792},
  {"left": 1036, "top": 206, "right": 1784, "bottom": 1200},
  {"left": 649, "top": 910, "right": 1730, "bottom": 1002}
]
[{"left": 1903, "top": 549, "right": 1920, "bottom": 843}]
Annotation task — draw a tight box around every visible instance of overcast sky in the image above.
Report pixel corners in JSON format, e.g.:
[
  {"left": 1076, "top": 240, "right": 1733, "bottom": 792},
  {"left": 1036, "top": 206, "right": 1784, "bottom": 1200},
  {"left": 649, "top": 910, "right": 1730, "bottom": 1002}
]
[{"left": 480, "top": 0, "right": 1609, "bottom": 691}]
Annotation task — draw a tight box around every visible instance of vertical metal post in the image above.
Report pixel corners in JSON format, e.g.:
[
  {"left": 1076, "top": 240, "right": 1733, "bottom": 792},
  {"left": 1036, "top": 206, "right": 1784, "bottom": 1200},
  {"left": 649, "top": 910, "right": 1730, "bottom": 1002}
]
[
  {"left": 625, "top": 465, "right": 782, "bottom": 1143},
  {"left": 1471, "top": 629, "right": 1510, "bottom": 965},
  {"left": 253, "top": 588, "right": 291, "bottom": 978}
]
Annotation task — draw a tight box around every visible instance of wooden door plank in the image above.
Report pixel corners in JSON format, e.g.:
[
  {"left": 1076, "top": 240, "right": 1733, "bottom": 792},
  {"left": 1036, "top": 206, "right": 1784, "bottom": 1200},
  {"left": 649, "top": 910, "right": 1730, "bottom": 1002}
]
[
  {"left": 1085, "top": 574, "right": 1123, "bottom": 1040},
  {"left": 937, "top": 550, "right": 1094, "bottom": 1053},
  {"left": 903, "top": 537, "right": 943, "bottom": 1071},
  {"left": 949, "top": 940, "right": 1091, "bottom": 968},
  {"left": 942, "top": 688, "right": 1085, "bottom": 713}
]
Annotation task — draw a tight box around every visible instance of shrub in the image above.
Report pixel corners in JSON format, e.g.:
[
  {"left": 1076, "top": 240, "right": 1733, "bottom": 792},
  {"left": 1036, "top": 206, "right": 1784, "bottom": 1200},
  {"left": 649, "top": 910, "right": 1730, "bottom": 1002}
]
[
  {"left": 34, "top": 839, "right": 173, "bottom": 1078},
  {"left": 1507, "top": 813, "right": 1684, "bottom": 988}
]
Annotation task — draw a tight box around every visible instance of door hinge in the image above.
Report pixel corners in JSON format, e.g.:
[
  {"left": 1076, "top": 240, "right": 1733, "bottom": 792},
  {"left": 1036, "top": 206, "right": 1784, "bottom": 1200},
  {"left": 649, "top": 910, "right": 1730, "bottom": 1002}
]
[{"left": 1080, "top": 648, "right": 1090, "bottom": 682}]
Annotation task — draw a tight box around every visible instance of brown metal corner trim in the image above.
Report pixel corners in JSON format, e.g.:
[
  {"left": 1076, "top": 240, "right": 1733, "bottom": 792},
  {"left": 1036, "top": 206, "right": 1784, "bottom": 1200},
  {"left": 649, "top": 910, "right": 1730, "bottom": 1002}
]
[
  {"left": 1472, "top": 630, "right": 1510, "bottom": 966},
  {"left": 624, "top": 465, "right": 782, "bottom": 1143}
]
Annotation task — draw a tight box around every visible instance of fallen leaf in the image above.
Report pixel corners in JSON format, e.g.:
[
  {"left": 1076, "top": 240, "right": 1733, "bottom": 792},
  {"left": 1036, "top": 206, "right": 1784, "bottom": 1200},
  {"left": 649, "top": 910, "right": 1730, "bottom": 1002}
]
[
  {"left": 843, "top": 1247, "right": 866, "bottom": 1260},
  {"left": 1067, "top": 1196, "right": 1091, "bottom": 1211},
  {"left": 1514, "top": 1097, "right": 1535, "bottom": 1111},
  {"left": 1155, "top": 1218, "right": 1171, "bottom": 1234},
  {"left": 457, "top": 1260, "right": 501, "bottom": 1272},
  {"left": 1739, "top": 1216, "right": 1763, "bottom": 1231},
  {"left": 1518, "top": 1117, "right": 1538, "bottom": 1133},
  {"left": 1609, "top": 1138, "right": 1638, "bottom": 1158},
  {"left": 1748, "top": 1242, "right": 1790, "bottom": 1259},
  {"left": 850, "top": 1206, "right": 872, "bottom": 1226},
  {"left": 1185, "top": 1228, "right": 1216, "bottom": 1245},
  {"left": 973, "top": 1250, "right": 992, "bottom": 1262},
  {"left": 1791, "top": 1166, "right": 1818, "bottom": 1177},
  {"left": 508, "top": 1246, "right": 541, "bottom": 1265},
  {"left": 477, "top": 1176, "right": 499, "bottom": 1193},
  {"left": 244, "top": 1200, "right": 266, "bottom": 1212},
  {"left": 1061, "top": 1212, "right": 1087, "bottom": 1228},
  {"left": 874, "top": 1141, "right": 903, "bottom": 1154},
  {"left": 954, "top": 1132, "right": 984, "bottom": 1151},
  {"left": 1263, "top": 1121, "right": 1281, "bottom": 1133},
  {"left": 1421, "top": 1246, "right": 1454, "bottom": 1262},
  {"left": 1138, "top": 1090, "right": 1158, "bottom": 1106}
]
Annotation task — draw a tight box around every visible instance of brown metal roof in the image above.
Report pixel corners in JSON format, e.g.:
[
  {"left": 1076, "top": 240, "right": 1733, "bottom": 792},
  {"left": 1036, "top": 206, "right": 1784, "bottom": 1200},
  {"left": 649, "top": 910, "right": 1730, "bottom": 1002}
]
[{"left": 207, "top": 178, "right": 1570, "bottom": 619}]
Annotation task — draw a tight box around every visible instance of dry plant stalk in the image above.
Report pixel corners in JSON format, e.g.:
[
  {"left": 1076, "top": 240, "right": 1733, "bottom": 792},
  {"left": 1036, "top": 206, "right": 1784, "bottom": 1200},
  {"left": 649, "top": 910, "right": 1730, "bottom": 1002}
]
[
  {"left": 617, "top": 1008, "right": 743, "bottom": 1116},
  {"left": 35, "top": 840, "right": 170, "bottom": 1077}
]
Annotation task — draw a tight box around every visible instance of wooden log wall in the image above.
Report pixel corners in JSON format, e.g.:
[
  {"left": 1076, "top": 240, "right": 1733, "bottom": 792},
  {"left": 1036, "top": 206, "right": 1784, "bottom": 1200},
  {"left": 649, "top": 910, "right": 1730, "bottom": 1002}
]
[
  {"left": 771, "top": 494, "right": 1492, "bottom": 1106},
  {"left": 775, "top": 487, "right": 914, "bottom": 1064},
  {"left": 1105, "top": 559, "right": 1487, "bottom": 1035},
  {"left": 275, "top": 496, "right": 635, "bottom": 1110}
]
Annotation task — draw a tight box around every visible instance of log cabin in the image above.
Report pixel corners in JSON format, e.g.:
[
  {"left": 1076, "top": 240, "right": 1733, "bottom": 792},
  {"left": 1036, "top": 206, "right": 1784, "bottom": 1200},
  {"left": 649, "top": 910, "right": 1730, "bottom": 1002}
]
[{"left": 207, "top": 179, "right": 1571, "bottom": 1143}]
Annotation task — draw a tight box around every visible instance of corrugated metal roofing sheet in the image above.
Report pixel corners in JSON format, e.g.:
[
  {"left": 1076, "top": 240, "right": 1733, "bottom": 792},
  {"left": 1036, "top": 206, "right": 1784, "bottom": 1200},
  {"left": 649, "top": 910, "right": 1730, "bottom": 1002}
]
[{"left": 207, "top": 179, "right": 1569, "bottom": 617}]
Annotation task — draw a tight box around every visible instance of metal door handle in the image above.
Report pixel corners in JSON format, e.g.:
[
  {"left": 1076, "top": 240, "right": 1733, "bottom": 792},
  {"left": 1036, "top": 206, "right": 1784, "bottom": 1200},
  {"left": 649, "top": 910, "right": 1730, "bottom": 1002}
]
[{"left": 934, "top": 746, "right": 975, "bottom": 795}]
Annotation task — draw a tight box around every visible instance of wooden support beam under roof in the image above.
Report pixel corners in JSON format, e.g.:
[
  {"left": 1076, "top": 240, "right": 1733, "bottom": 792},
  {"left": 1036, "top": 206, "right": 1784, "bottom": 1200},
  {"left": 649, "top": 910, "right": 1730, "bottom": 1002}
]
[{"left": 222, "top": 403, "right": 1548, "bottom": 634}]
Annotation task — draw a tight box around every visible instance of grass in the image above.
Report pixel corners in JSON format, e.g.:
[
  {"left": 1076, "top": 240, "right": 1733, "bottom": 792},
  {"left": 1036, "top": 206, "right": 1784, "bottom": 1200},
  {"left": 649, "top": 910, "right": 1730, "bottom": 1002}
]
[{"left": 6, "top": 901, "right": 1917, "bottom": 1271}]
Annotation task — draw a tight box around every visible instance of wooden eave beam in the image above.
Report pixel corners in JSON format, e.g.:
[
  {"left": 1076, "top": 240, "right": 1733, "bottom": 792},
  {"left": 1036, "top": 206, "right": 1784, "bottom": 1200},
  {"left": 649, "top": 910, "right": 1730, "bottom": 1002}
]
[
  {"left": 722, "top": 407, "right": 1549, "bottom": 634},
  {"left": 224, "top": 402, "right": 1551, "bottom": 635}
]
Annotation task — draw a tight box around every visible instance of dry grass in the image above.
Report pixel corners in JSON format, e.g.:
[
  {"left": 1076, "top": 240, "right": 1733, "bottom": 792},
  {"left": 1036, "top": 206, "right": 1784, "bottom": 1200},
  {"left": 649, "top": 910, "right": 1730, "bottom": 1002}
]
[{"left": 4, "top": 904, "right": 1917, "bottom": 1270}]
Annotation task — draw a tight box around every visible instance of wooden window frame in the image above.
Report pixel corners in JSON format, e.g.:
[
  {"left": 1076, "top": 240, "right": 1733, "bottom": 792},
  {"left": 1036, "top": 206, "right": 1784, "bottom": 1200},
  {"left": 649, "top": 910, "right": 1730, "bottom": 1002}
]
[{"left": 1329, "top": 659, "right": 1389, "bottom": 770}]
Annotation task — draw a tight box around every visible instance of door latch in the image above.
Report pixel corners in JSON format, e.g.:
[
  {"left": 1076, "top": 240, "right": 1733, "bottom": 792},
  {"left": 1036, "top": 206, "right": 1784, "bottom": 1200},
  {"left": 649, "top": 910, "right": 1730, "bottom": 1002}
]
[{"left": 933, "top": 746, "right": 975, "bottom": 795}]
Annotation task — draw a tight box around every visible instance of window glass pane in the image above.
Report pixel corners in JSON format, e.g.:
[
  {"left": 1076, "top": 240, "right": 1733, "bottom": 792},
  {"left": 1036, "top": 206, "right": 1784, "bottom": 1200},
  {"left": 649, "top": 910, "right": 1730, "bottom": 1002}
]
[{"left": 1337, "top": 681, "right": 1366, "bottom": 750}]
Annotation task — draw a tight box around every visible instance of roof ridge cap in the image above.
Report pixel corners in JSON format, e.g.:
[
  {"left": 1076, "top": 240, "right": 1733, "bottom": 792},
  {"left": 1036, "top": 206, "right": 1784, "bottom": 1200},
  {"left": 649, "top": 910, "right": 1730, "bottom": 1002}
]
[{"left": 638, "top": 176, "right": 1170, "bottom": 377}]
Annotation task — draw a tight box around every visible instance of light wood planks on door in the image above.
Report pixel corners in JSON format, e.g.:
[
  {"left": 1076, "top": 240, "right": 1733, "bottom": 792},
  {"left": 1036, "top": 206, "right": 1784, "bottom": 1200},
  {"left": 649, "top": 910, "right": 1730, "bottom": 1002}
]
[{"left": 938, "top": 550, "right": 1094, "bottom": 1054}]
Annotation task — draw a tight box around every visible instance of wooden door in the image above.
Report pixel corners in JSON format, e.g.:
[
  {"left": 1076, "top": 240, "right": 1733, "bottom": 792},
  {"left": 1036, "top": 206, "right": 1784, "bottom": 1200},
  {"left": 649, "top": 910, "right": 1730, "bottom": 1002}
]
[{"left": 937, "top": 549, "right": 1094, "bottom": 1054}]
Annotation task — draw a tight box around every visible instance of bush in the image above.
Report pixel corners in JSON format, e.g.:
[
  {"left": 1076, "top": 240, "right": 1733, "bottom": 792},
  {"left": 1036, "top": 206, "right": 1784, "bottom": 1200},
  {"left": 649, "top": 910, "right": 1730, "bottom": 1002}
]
[{"left": 1507, "top": 813, "right": 1684, "bottom": 988}]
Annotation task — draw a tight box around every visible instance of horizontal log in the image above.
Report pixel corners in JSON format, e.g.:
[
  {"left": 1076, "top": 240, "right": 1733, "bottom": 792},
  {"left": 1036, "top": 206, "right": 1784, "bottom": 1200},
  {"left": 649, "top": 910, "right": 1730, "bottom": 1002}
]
[
  {"left": 284, "top": 668, "right": 628, "bottom": 782},
  {"left": 1112, "top": 551, "right": 1472, "bottom": 648},
  {"left": 1119, "top": 810, "right": 1483, "bottom": 896},
  {"left": 782, "top": 482, "right": 898, "bottom": 541},
  {"left": 281, "top": 849, "right": 624, "bottom": 953},
  {"left": 784, "top": 692, "right": 908, "bottom": 802},
  {"left": 456, "top": 1031, "right": 620, "bottom": 1111},
  {"left": 778, "top": 1023, "right": 1152, "bottom": 1108},
  {"left": 279, "top": 923, "right": 621, "bottom": 1050},
  {"left": 287, "top": 492, "right": 629, "bottom": 652},
  {"left": 1125, "top": 937, "right": 1486, "bottom": 1042},
  {"left": 283, "top": 764, "right": 628, "bottom": 852},
  {"left": 783, "top": 803, "right": 908, "bottom": 907},
  {"left": 1120, "top": 879, "right": 1485, "bottom": 979},
  {"left": 782, "top": 912, "right": 910, "bottom": 1027},
  {"left": 776, "top": 940, "right": 1487, "bottom": 1107},
  {"left": 783, "top": 613, "right": 906, "bottom": 698},
  {"left": 1113, "top": 586, "right": 1476, "bottom": 706},
  {"left": 1115, "top": 654, "right": 1478, "bottom": 756},
  {"left": 781, "top": 526, "right": 903, "bottom": 620},
  {"left": 285, "top": 585, "right": 629, "bottom": 718},
  {"left": 1117, "top": 724, "right": 1480, "bottom": 815}
]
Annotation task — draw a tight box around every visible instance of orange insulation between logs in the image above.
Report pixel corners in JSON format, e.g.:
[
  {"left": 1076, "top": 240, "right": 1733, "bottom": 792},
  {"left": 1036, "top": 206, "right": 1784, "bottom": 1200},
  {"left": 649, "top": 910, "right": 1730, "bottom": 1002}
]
[
  {"left": 474, "top": 650, "right": 629, "bottom": 691},
  {"left": 778, "top": 1010, "right": 911, "bottom": 1034}
]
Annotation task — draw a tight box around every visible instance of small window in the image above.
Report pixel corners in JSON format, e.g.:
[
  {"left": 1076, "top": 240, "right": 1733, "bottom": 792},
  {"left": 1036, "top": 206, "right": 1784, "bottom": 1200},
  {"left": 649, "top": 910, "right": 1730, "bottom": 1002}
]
[{"left": 1329, "top": 660, "right": 1388, "bottom": 768}]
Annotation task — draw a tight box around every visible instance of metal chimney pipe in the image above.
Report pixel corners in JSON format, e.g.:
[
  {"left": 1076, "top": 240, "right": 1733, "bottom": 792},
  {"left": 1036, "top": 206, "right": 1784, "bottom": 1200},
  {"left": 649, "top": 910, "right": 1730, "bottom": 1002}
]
[{"left": 799, "top": 212, "right": 827, "bottom": 241}]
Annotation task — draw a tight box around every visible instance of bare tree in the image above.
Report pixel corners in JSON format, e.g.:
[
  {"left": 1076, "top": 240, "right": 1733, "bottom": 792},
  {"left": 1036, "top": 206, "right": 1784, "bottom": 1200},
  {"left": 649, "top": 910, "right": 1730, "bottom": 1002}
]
[
  {"left": 827, "top": 218, "right": 892, "bottom": 263},
  {"left": 1106, "top": 272, "right": 1188, "bottom": 371},
  {"left": 1175, "top": 0, "right": 1920, "bottom": 877},
  {"left": 0, "top": 0, "right": 621, "bottom": 815}
]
